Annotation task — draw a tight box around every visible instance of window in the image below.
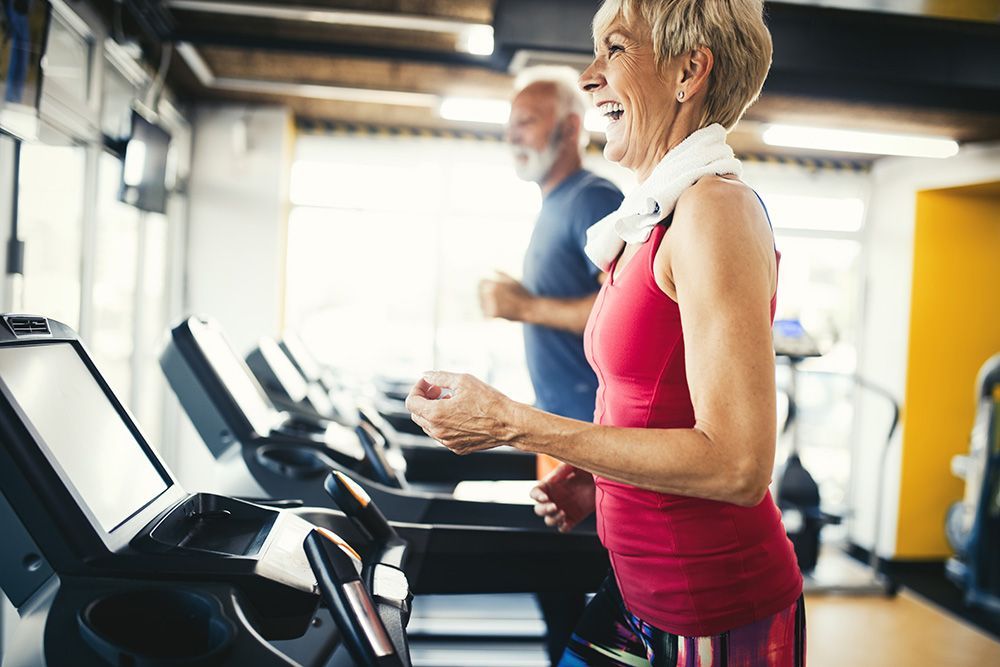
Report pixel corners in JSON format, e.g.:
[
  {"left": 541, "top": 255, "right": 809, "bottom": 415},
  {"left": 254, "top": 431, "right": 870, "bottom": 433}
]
[
  {"left": 286, "top": 134, "right": 541, "bottom": 400},
  {"left": 88, "top": 151, "right": 171, "bottom": 442},
  {"left": 747, "top": 165, "right": 870, "bottom": 521},
  {"left": 90, "top": 152, "right": 139, "bottom": 399},
  {"left": 17, "top": 143, "right": 86, "bottom": 328}
]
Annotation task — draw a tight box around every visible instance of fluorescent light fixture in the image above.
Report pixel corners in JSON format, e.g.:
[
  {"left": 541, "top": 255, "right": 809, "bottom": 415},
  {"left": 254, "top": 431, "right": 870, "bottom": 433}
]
[
  {"left": 439, "top": 97, "right": 510, "bottom": 124},
  {"left": 461, "top": 25, "right": 494, "bottom": 56},
  {"left": 765, "top": 194, "right": 865, "bottom": 233},
  {"left": 762, "top": 124, "right": 959, "bottom": 159},
  {"left": 584, "top": 109, "right": 607, "bottom": 133}
]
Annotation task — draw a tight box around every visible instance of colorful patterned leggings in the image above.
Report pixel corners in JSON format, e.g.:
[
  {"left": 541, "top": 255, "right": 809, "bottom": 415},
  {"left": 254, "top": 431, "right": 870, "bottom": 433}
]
[{"left": 558, "top": 576, "right": 806, "bottom": 666}]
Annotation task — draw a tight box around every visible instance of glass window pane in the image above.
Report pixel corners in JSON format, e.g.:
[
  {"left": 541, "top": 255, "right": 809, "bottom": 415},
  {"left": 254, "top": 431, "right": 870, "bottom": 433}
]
[
  {"left": 134, "top": 211, "right": 169, "bottom": 440},
  {"left": 774, "top": 236, "right": 861, "bottom": 372},
  {"left": 90, "top": 152, "right": 138, "bottom": 400},
  {"left": 286, "top": 135, "right": 546, "bottom": 402},
  {"left": 286, "top": 206, "right": 437, "bottom": 378},
  {"left": 43, "top": 14, "right": 92, "bottom": 103},
  {"left": 18, "top": 143, "right": 85, "bottom": 328},
  {"left": 101, "top": 59, "right": 137, "bottom": 141}
]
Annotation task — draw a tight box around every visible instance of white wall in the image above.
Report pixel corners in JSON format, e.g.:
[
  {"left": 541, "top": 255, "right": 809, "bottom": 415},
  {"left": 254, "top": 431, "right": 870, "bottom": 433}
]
[
  {"left": 185, "top": 104, "right": 292, "bottom": 354},
  {"left": 176, "top": 104, "right": 292, "bottom": 488},
  {"left": 850, "top": 141, "right": 1000, "bottom": 557}
]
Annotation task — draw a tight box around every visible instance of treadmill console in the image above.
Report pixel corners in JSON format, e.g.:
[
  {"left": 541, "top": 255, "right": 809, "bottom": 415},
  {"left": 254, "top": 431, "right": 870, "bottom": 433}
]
[
  {"left": 0, "top": 317, "right": 317, "bottom": 608},
  {"left": 163, "top": 316, "right": 364, "bottom": 463},
  {"left": 773, "top": 318, "right": 822, "bottom": 360},
  {"left": 0, "top": 342, "right": 171, "bottom": 534}
]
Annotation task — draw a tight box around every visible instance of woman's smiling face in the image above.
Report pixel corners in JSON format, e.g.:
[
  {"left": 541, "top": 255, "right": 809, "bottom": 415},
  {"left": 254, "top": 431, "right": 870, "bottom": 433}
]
[{"left": 580, "top": 20, "right": 680, "bottom": 178}]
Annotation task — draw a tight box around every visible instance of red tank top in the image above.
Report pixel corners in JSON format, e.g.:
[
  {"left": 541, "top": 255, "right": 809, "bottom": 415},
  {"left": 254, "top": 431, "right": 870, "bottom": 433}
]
[{"left": 583, "top": 219, "right": 802, "bottom": 636}]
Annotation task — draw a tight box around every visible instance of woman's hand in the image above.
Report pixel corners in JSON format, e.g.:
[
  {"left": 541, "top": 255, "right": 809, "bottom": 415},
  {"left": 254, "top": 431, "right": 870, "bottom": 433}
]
[
  {"left": 529, "top": 463, "right": 596, "bottom": 533},
  {"left": 405, "top": 371, "right": 518, "bottom": 455}
]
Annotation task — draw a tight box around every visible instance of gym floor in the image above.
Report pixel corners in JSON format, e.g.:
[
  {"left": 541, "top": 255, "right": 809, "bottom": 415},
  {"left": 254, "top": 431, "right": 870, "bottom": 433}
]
[
  {"left": 806, "top": 592, "right": 1000, "bottom": 666},
  {"left": 805, "top": 548, "right": 1000, "bottom": 665}
]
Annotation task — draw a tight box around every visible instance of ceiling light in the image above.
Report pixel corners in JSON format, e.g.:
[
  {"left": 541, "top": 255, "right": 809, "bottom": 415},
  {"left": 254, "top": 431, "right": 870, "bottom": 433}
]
[
  {"left": 439, "top": 97, "right": 510, "bottom": 124},
  {"left": 762, "top": 124, "right": 959, "bottom": 159},
  {"left": 461, "top": 25, "right": 494, "bottom": 56},
  {"left": 584, "top": 109, "right": 607, "bottom": 133}
]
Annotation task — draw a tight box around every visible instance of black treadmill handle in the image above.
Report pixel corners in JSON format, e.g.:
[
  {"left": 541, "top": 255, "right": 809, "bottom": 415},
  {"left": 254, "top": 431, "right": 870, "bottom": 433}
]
[
  {"left": 304, "top": 530, "right": 404, "bottom": 667},
  {"left": 355, "top": 421, "right": 403, "bottom": 488},
  {"left": 325, "top": 470, "right": 398, "bottom": 544}
]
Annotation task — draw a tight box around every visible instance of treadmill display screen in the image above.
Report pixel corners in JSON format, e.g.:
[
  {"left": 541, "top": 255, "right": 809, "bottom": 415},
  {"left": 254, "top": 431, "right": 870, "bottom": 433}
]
[
  {"left": 261, "top": 338, "right": 308, "bottom": 403},
  {"left": 191, "top": 323, "right": 279, "bottom": 436},
  {"left": 282, "top": 334, "right": 321, "bottom": 382},
  {"left": 0, "top": 343, "right": 169, "bottom": 532}
]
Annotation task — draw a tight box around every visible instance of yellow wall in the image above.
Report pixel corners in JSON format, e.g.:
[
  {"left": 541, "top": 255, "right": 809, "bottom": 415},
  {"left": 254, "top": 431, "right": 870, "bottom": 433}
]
[{"left": 896, "top": 181, "right": 1000, "bottom": 558}]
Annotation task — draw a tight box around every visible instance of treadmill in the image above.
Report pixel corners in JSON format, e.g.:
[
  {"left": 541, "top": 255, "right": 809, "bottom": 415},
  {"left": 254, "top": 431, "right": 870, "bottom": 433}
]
[
  {"left": 0, "top": 314, "right": 608, "bottom": 667},
  {"left": 247, "top": 336, "right": 360, "bottom": 429},
  {"left": 246, "top": 336, "right": 496, "bottom": 481},
  {"left": 161, "top": 316, "right": 597, "bottom": 531},
  {"left": 279, "top": 332, "right": 350, "bottom": 400},
  {"left": 276, "top": 335, "right": 447, "bottom": 444}
]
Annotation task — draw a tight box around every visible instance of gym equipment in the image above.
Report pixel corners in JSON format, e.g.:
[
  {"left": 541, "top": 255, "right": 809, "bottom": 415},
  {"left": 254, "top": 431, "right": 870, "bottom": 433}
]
[
  {"left": 247, "top": 336, "right": 357, "bottom": 428},
  {"left": 160, "top": 316, "right": 592, "bottom": 531},
  {"left": 373, "top": 376, "right": 433, "bottom": 439},
  {"left": 246, "top": 337, "right": 455, "bottom": 459},
  {"left": 774, "top": 318, "right": 897, "bottom": 595},
  {"left": 271, "top": 336, "right": 433, "bottom": 448},
  {"left": 0, "top": 313, "right": 399, "bottom": 666},
  {"left": 774, "top": 319, "right": 834, "bottom": 573},
  {"left": 946, "top": 352, "right": 1000, "bottom": 613},
  {"left": 0, "top": 313, "right": 608, "bottom": 667},
  {"left": 280, "top": 332, "right": 349, "bottom": 399}
]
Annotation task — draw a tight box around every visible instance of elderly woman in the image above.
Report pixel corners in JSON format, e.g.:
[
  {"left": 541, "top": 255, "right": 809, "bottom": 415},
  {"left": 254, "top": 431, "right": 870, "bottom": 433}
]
[{"left": 406, "top": 0, "right": 804, "bottom": 664}]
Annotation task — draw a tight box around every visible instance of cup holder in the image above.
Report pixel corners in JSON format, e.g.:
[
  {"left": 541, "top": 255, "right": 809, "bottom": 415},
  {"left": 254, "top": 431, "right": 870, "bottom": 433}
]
[
  {"left": 78, "top": 588, "right": 235, "bottom": 667},
  {"left": 255, "top": 444, "right": 329, "bottom": 479}
]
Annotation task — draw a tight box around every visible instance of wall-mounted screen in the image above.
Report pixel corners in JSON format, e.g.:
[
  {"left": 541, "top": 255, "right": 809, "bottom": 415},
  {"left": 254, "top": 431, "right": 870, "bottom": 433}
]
[
  {"left": 119, "top": 110, "right": 171, "bottom": 214},
  {"left": 0, "top": 343, "right": 170, "bottom": 532}
]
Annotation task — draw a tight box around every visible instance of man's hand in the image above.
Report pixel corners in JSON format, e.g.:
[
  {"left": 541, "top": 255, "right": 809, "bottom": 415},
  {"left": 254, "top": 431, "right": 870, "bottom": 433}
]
[{"left": 478, "top": 271, "right": 534, "bottom": 322}]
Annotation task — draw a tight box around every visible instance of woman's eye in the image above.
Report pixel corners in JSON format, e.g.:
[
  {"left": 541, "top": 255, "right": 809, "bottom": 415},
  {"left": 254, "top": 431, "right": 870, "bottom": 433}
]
[{"left": 608, "top": 44, "right": 624, "bottom": 57}]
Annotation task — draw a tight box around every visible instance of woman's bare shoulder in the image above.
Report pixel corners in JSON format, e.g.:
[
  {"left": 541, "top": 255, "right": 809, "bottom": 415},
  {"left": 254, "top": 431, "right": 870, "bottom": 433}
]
[{"left": 671, "top": 176, "right": 767, "bottom": 245}]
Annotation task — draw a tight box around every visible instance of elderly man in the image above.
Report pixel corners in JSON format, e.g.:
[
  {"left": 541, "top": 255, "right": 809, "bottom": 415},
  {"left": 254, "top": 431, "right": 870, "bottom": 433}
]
[{"left": 478, "top": 66, "right": 623, "bottom": 667}]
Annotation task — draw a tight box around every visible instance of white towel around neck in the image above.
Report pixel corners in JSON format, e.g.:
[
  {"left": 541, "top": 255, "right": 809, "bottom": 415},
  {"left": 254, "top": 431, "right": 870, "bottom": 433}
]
[{"left": 584, "top": 123, "right": 742, "bottom": 272}]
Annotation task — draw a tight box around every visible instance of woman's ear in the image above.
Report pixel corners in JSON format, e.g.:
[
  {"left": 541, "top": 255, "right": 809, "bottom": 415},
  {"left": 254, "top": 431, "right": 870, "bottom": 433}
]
[{"left": 679, "top": 46, "right": 714, "bottom": 98}]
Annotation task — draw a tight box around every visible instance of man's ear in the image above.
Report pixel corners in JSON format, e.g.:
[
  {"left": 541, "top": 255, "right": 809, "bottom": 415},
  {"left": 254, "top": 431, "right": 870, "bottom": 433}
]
[{"left": 562, "top": 113, "right": 583, "bottom": 146}]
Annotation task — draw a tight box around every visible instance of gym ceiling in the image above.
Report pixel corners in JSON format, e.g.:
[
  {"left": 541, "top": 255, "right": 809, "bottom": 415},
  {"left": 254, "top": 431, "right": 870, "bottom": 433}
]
[{"left": 101, "top": 0, "right": 1000, "bottom": 162}]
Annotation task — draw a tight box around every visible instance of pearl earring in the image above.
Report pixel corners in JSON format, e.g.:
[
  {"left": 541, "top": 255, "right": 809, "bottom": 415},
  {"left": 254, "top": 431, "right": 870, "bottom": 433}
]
[{"left": 677, "top": 90, "right": 685, "bottom": 101}]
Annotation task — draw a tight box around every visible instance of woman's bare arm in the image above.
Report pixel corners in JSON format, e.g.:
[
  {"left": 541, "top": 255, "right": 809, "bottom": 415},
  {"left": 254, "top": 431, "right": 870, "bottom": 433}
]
[{"left": 408, "top": 180, "right": 778, "bottom": 507}]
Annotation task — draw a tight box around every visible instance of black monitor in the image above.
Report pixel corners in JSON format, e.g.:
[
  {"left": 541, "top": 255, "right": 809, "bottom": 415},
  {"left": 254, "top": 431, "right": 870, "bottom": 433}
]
[
  {"left": 186, "top": 318, "right": 285, "bottom": 439},
  {"left": 0, "top": 0, "right": 51, "bottom": 139},
  {"left": 119, "top": 110, "right": 171, "bottom": 214},
  {"left": 0, "top": 341, "right": 171, "bottom": 533},
  {"left": 281, "top": 333, "right": 323, "bottom": 383},
  {"left": 258, "top": 337, "right": 310, "bottom": 404}
]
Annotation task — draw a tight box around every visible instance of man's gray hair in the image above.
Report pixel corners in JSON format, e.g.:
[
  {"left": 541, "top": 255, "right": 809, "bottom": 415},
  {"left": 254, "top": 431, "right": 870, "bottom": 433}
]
[{"left": 514, "top": 66, "right": 590, "bottom": 147}]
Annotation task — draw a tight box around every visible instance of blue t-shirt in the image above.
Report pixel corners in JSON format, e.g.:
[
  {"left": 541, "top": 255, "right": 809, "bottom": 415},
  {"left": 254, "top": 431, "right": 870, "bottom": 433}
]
[{"left": 522, "top": 169, "right": 624, "bottom": 421}]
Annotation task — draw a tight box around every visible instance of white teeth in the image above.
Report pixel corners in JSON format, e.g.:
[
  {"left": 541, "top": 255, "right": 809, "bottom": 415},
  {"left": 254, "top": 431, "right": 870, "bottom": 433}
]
[{"left": 599, "top": 102, "right": 624, "bottom": 117}]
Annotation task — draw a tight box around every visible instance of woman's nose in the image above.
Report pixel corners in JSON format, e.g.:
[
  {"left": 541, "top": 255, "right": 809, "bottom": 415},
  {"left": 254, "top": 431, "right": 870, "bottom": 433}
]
[{"left": 578, "top": 58, "right": 605, "bottom": 93}]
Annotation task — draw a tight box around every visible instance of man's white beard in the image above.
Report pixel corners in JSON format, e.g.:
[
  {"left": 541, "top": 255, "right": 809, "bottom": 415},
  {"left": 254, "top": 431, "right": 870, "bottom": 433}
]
[{"left": 512, "top": 141, "right": 560, "bottom": 184}]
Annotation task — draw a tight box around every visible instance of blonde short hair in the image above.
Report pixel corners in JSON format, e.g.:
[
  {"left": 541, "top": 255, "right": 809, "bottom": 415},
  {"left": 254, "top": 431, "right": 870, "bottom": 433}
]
[{"left": 593, "top": 0, "right": 772, "bottom": 130}]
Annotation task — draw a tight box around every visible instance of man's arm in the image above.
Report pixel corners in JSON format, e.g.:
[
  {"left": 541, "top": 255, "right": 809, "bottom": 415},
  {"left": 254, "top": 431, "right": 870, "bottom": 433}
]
[{"left": 479, "top": 272, "right": 600, "bottom": 335}]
